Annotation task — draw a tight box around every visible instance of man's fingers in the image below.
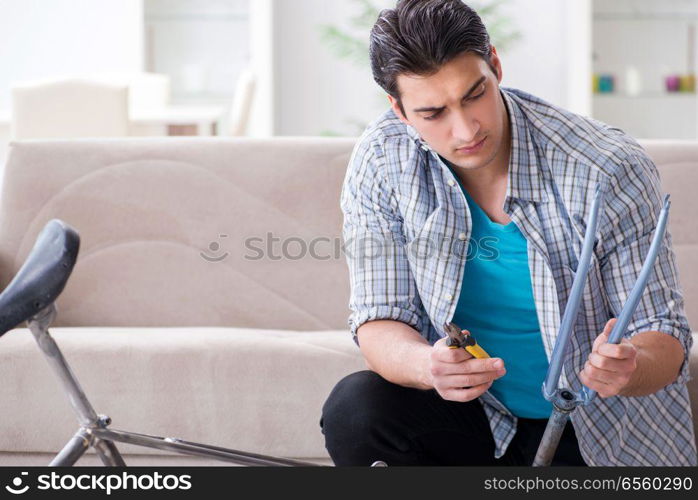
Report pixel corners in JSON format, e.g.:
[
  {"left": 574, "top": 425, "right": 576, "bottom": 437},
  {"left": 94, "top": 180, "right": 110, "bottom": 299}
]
[
  {"left": 430, "top": 356, "right": 505, "bottom": 377},
  {"left": 592, "top": 331, "right": 609, "bottom": 351},
  {"left": 465, "top": 357, "right": 505, "bottom": 372},
  {"left": 604, "top": 318, "right": 618, "bottom": 334},
  {"left": 592, "top": 318, "right": 617, "bottom": 351},
  {"left": 440, "top": 380, "right": 493, "bottom": 403},
  {"left": 597, "top": 341, "right": 635, "bottom": 359},
  {"left": 432, "top": 344, "right": 473, "bottom": 363},
  {"left": 433, "top": 335, "right": 476, "bottom": 362},
  {"left": 589, "top": 352, "right": 625, "bottom": 372},
  {"left": 438, "top": 370, "right": 506, "bottom": 389}
]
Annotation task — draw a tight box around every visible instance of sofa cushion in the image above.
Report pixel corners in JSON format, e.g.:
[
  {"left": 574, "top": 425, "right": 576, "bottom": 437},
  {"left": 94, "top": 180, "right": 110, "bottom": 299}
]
[{"left": 0, "top": 326, "right": 365, "bottom": 460}]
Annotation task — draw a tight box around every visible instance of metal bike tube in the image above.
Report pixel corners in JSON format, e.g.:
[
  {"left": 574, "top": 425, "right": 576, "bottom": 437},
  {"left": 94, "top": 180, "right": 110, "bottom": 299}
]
[
  {"left": 93, "top": 437, "right": 128, "bottom": 467},
  {"left": 533, "top": 405, "right": 571, "bottom": 467},
  {"left": 28, "top": 303, "right": 127, "bottom": 467},
  {"left": 49, "top": 428, "right": 93, "bottom": 466},
  {"left": 27, "top": 304, "right": 100, "bottom": 426},
  {"left": 542, "top": 184, "right": 605, "bottom": 400},
  {"left": 91, "top": 427, "right": 323, "bottom": 466}
]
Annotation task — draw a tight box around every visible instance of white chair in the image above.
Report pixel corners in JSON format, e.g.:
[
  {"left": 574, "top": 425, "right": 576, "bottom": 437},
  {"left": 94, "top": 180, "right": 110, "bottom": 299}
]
[
  {"left": 228, "top": 68, "right": 256, "bottom": 136},
  {"left": 87, "top": 72, "right": 171, "bottom": 113},
  {"left": 11, "top": 79, "right": 129, "bottom": 140},
  {"left": 86, "top": 72, "right": 171, "bottom": 136}
]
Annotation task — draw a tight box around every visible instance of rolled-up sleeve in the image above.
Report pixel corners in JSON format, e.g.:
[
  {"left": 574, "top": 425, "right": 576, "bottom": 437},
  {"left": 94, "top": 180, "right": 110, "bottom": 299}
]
[
  {"left": 597, "top": 144, "right": 693, "bottom": 387},
  {"left": 340, "top": 136, "right": 426, "bottom": 345}
]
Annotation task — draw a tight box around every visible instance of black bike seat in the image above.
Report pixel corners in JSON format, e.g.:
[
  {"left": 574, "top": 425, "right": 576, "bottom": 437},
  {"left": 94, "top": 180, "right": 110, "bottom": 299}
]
[{"left": 0, "top": 219, "right": 80, "bottom": 337}]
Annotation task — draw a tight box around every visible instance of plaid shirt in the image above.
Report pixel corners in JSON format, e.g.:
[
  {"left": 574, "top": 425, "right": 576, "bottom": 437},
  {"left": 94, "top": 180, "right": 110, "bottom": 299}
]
[{"left": 340, "top": 86, "right": 696, "bottom": 466}]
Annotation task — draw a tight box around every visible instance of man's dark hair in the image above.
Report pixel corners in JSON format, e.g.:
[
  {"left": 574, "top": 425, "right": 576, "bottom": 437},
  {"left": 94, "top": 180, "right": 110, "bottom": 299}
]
[{"left": 370, "top": 0, "right": 495, "bottom": 117}]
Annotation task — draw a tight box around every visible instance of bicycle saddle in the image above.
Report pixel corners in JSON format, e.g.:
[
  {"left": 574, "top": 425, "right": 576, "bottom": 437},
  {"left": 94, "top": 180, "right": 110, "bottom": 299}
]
[{"left": 0, "top": 219, "right": 80, "bottom": 337}]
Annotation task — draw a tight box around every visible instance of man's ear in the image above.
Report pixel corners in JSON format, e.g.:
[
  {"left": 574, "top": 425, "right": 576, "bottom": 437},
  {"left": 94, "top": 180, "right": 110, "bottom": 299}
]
[
  {"left": 490, "top": 45, "right": 503, "bottom": 84},
  {"left": 387, "top": 95, "right": 410, "bottom": 125}
]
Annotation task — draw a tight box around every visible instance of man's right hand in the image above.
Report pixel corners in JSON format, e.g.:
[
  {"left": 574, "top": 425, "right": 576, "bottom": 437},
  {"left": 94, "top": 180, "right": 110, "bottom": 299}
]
[{"left": 429, "top": 334, "right": 506, "bottom": 402}]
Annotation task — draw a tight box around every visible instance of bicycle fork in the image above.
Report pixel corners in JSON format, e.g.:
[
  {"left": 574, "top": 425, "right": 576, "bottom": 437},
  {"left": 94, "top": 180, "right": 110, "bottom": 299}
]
[{"left": 533, "top": 189, "right": 671, "bottom": 466}]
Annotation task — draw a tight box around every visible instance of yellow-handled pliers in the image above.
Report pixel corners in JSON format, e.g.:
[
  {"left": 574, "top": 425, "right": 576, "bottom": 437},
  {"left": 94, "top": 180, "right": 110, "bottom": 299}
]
[{"left": 443, "top": 322, "right": 490, "bottom": 359}]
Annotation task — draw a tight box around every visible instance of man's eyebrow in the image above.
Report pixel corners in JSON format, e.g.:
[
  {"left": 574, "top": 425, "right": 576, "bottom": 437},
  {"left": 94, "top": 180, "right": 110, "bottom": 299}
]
[{"left": 412, "top": 76, "right": 487, "bottom": 113}]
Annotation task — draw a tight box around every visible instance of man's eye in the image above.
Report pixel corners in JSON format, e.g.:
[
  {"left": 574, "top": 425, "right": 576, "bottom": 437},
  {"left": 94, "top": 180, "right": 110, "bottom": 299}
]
[{"left": 424, "top": 111, "right": 442, "bottom": 121}]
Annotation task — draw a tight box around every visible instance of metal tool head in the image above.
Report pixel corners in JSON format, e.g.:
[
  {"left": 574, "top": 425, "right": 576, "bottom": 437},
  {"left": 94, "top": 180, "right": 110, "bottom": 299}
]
[{"left": 443, "top": 322, "right": 475, "bottom": 348}]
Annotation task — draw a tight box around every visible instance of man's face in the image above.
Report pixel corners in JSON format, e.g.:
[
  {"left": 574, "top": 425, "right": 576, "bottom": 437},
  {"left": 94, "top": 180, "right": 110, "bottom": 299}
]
[{"left": 389, "top": 49, "right": 508, "bottom": 172}]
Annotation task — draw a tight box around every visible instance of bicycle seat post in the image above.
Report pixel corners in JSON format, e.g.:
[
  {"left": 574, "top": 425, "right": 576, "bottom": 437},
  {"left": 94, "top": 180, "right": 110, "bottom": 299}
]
[
  {"left": 27, "top": 302, "right": 126, "bottom": 466},
  {"left": 27, "top": 303, "right": 100, "bottom": 427}
]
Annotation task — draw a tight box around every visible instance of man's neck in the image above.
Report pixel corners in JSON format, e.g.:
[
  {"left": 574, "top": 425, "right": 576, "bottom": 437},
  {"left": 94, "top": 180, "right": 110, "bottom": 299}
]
[
  {"left": 457, "top": 160, "right": 508, "bottom": 196},
  {"left": 453, "top": 129, "right": 511, "bottom": 197}
]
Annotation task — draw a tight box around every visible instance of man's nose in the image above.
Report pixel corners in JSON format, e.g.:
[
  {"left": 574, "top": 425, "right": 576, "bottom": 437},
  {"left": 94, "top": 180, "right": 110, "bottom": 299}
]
[{"left": 451, "top": 109, "right": 480, "bottom": 144}]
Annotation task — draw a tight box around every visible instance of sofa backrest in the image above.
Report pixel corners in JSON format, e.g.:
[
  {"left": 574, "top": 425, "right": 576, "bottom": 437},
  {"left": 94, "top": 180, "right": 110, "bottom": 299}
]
[
  {"left": 643, "top": 140, "right": 698, "bottom": 331},
  {"left": 0, "top": 138, "right": 356, "bottom": 330},
  {"left": 0, "top": 138, "right": 696, "bottom": 332}
]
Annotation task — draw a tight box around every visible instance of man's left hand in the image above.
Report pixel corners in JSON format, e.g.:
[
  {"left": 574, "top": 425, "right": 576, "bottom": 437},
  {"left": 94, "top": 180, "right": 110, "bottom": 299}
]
[{"left": 578, "top": 318, "right": 638, "bottom": 398}]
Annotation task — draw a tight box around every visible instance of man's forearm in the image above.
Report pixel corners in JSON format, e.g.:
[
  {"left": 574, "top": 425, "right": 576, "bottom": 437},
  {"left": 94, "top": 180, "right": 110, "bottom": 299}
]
[
  {"left": 356, "top": 320, "right": 433, "bottom": 390},
  {"left": 619, "top": 330, "right": 686, "bottom": 397}
]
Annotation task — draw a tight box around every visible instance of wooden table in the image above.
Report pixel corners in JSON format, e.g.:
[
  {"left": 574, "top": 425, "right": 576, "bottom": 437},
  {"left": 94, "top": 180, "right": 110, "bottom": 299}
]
[{"left": 130, "top": 105, "right": 226, "bottom": 136}]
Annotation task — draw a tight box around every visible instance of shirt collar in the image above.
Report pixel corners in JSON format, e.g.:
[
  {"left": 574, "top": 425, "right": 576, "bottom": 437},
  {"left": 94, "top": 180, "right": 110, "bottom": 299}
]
[
  {"left": 501, "top": 88, "right": 547, "bottom": 203},
  {"left": 405, "top": 87, "right": 548, "bottom": 204}
]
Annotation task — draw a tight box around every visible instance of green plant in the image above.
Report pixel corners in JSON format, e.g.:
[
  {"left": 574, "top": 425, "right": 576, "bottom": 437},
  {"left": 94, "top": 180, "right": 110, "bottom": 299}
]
[{"left": 318, "top": 0, "right": 380, "bottom": 69}]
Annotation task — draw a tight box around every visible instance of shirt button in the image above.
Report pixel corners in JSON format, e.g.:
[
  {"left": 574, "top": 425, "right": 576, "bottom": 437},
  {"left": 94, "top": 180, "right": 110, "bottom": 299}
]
[
  {"left": 444, "top": 293, "right": 454, "bottom": 301},
  {"left": 373, "top": 203, "right": 380, "bottom": 211},
  {"left": 499, "top": 410, "right": 507, "bottom": 415},
  {"left": 447, "top": 179, "right": 456, "bottom": 187},
  {"left": 458, "top": 232, "right": 466, "bottom": 241}
]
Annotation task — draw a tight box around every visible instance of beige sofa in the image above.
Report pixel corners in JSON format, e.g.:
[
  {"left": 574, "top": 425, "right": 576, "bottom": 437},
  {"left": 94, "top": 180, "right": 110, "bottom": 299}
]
[{"left": 0, "top": 137, "right": 695, "bottom": 466}]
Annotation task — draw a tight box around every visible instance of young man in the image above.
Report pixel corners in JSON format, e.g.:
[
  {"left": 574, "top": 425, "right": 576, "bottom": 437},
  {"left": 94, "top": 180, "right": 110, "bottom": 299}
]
[{"left": 320, "top": 0, "right": 696, "bottom": 466}]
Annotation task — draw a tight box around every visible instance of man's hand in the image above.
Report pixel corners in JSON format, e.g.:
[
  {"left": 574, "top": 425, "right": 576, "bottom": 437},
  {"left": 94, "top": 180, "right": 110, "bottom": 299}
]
[
  {"left": 430, "top": 332, "right": 506, "bottom": 402},
  {"left": 579, "top": 318, "right": 639, "bottom": 398}
]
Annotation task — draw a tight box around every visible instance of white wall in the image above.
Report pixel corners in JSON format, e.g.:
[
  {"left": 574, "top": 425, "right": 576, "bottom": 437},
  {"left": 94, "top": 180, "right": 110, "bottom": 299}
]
[
  {"left": 0, "top": 0, "right": 143, "bottom": 185},
  {"left": 272, "top": 0, "right": 587, "bottom": 136},
  {"left": 497, "top": 0, "right": 591, "bottom": 115},
  {"left": 273, "top": 0, "right": 394, "bottom": 137},
  {"left": 0, "top": 0, "right": 143, "bottom": 111}
]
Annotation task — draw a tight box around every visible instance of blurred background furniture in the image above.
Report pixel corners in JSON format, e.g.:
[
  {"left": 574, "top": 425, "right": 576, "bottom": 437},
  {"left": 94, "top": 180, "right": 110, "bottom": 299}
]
[
  {"left": 228, "top": 68, "right": 256, "bottom": 136},
  {"left": 89, "top": 72, "right": 171, "bottom": 113},
  {"left": 10, "top": 79, "right": 129, "bottom": 140},
  {"left": 0, "top": 137, "right": 694, "bottom": 466},
  {"left": 6, "top": 74, "right": 226, "bottom": 139}
]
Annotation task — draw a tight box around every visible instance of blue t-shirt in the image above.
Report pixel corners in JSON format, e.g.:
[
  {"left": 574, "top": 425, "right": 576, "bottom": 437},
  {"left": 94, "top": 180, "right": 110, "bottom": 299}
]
[{"left": 450, "top": 172, "right": 552, "bottom": 419}]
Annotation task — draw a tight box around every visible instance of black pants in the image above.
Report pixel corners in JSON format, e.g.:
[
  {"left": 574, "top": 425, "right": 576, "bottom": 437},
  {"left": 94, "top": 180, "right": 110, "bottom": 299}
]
[{"left": 320, "top": 370, "right": 587, "bottom": 466}]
